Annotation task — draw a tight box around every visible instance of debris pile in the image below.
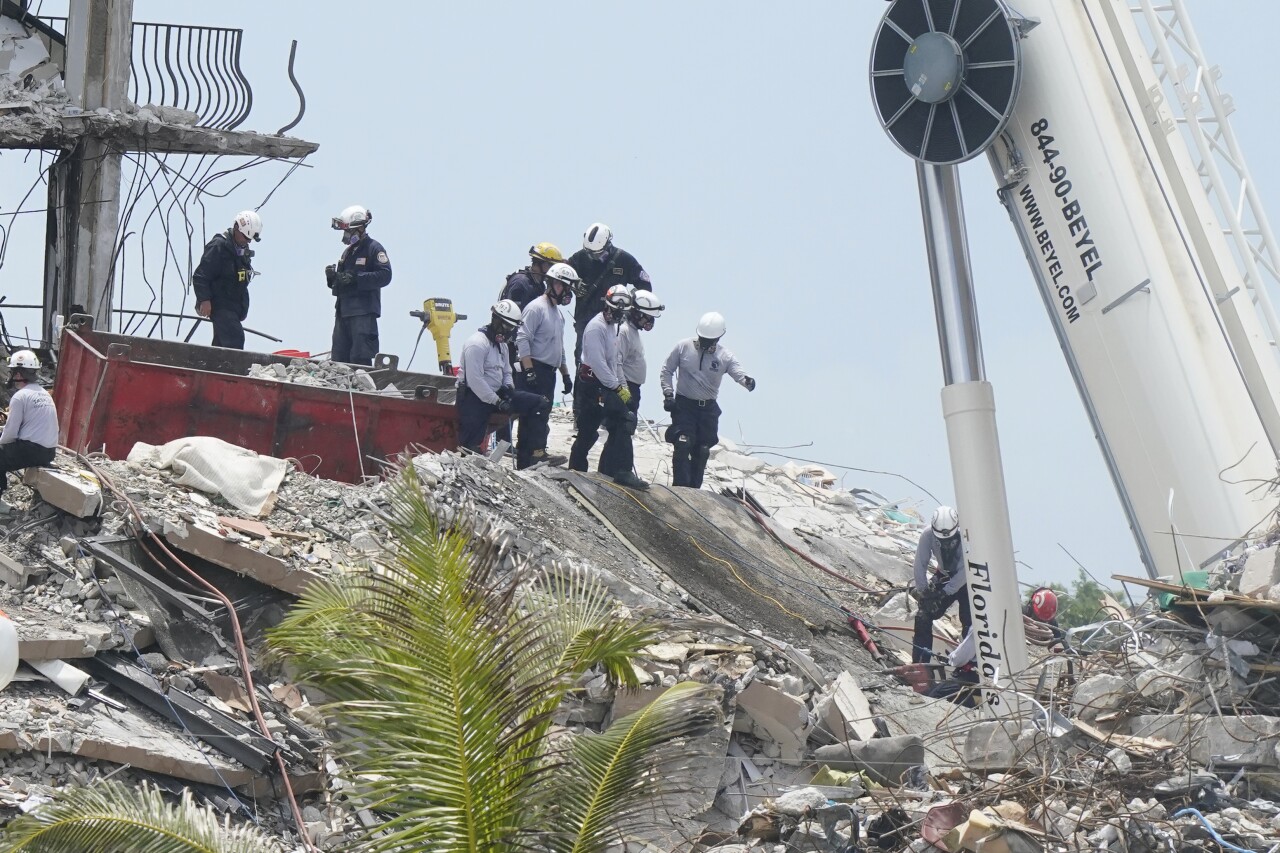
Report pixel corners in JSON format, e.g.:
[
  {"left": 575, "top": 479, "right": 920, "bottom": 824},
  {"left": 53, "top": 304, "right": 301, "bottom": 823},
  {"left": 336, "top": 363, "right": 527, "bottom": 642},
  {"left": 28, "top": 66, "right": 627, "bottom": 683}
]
[{"left": 247, "top": 358, "right": 396, "bottom": 395}]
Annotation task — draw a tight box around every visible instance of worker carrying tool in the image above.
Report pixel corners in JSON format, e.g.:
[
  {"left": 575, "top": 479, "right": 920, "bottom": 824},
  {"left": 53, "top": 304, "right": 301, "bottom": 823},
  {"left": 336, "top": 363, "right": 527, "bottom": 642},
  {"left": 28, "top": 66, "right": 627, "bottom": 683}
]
[
  {"left": 659, "top": 312, "right": 756, "bottom": 489},
  {"left": 568, "top": 223, "right": 650, "bottom": 367},
  {"left": 930, "top": 587, "right": 1063, "bottom": 707},
  {"left": 910, "top": 506, "right": 973, "bottom": 665},
  {"left": 326, "top": 205, "right": 392, "bottom": 366},
  {"left": 570, "top": 285, "right": 648, "bottom": 490},
  {"left": 0, "top": 350, "right": 56, "bottom": 514},
  {"left": 192, "top": 210, "right": 261, "bottom": 350},
  {"left": 514, "top": 263, "right": 578, "bottom": 469},
  {"left": 456, "top": 300, "right": 550, "bottom": 453}
]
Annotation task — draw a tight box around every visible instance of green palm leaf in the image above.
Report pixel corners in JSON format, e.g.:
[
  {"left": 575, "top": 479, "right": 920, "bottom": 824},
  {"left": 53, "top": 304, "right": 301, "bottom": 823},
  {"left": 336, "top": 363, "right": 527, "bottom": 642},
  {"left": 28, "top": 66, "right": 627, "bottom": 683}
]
[
  {"left": 546, "top": 681, "right": 725, "bottom": 853},
  {"left": 0, "top": 781, "right": 279, "bottom": 852}
]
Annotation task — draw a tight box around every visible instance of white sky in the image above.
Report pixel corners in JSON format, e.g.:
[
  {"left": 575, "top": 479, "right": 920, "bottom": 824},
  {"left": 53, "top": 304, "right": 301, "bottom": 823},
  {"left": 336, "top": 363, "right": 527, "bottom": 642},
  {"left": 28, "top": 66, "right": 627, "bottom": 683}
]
[{"left": 5, "top": 0, "right": 1280, "bottom": 589}]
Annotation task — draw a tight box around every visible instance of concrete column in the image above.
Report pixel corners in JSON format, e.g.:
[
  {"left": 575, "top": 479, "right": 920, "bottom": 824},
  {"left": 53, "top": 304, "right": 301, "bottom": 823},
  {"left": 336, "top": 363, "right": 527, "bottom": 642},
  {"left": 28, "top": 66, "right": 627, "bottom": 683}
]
[{"left": 44, "top": 0, "right": 132, "bottom": 341}]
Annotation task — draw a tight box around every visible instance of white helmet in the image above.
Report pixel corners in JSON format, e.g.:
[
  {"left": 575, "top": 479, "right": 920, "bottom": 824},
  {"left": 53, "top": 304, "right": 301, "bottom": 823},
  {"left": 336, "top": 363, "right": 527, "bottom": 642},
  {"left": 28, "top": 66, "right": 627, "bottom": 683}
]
[
  {"left": 632, "top": 290, "right": 664, "bottom": 319},
  {"left": 234, "top": 210, "right": 262, "bottom": 242},
  {"left": 931, "top": 506, "right": 960, "bottom": 539},
  {"left": 332, "top": 205, "right": 372, "bottom": 231},
  {"left": 491, "top": 298, "right": 523, "bottom": 329},
  {"left": 544, "top": 263, "right": 578, "bottom": 306},
  {"left": 7, "top": 350, "right": 38, "bottom": 370},
  {"left": 583, "top": 222, "right": 612, "bottom": 256},
  {"left": 696, "top": 312, "right": 726, "bottom": 339},
  {"left": 604, "top": 284, "right": 633, "bottom": 314}
]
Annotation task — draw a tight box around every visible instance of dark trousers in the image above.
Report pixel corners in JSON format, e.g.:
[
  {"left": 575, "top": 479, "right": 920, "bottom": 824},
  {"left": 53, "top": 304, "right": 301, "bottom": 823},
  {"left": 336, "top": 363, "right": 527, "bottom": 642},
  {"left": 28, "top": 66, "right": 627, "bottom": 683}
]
[
  {"left": 456, "top": 386, "right": 548, "bottom": 453},
  {"left": 666, "top": 395, "right": 720, "bottom": 488},
  {"left": 569, "top": 377, "right": 633, "bottom": 475},
  {"left": 912, "top": 585, "right": 972, "bottom": 664},
  {"left": 516, "top": 362, "right": 558, "bottom": 469},
  {"left": 496, "top": 347, "right": 523, "bottom": 445},
  {"left": 210, "top": 308, "right": 245, "bottom": 350},
  {"left": 0, "top": 440, "right": 55, "bottom": 496},
  {"left": 332, "top": 313, "right": 380, "bottom": 366}
]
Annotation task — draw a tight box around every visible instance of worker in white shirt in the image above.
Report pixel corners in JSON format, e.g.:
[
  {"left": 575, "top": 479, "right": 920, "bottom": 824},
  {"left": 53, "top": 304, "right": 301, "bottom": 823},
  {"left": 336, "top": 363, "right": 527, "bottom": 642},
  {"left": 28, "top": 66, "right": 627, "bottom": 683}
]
[{"left": 0, "top": 350, "right": 58, "bottom": 513}]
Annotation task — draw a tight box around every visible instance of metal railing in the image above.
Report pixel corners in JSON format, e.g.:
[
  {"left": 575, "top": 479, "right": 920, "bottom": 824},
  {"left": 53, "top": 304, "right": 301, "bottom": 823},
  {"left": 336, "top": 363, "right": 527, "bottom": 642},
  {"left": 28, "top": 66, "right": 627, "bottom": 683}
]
[{"left": 38, "top": 16, "right": 255, "bottom": 130}]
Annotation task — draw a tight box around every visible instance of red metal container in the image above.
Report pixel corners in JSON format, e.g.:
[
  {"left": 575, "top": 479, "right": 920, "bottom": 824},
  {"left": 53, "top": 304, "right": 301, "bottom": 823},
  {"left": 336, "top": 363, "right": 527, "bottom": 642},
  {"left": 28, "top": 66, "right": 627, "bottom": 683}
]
[{"left": 55, "top": 316, "right": 461, "bottom": 484}]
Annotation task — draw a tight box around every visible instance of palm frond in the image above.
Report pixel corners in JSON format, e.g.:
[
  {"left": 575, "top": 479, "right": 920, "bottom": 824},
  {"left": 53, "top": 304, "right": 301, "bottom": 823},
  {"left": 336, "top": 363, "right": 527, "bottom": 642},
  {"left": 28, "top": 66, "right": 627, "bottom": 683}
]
[
  {"left": 0, "top": 781, "right": 279, "bottom": 852},
  {"left": 545, "top": 681, "right": 725, "bottom": 853}
]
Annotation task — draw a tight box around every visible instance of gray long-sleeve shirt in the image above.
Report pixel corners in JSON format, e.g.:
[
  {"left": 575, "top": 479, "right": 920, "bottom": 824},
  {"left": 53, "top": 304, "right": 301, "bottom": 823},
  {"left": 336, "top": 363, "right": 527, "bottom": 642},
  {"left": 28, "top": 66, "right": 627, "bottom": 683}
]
[
  {"left": 1, "top": 383, "right": 58, "bottom": 448},
  {"left": 458, "top": 328, "right": 511, "bottom": 405},
  {"left": 516, "top": 296, "right": 566, "bottom": 369},
  {"left": 659, "top": 338, "right": 748, "bottom": 402},
  {"left": 912, "top": 527, "right": 967, "bottom": 596},
  {"left": 581, "top": 313, "right": 622, "bottom": 390},
  {"left": 617, "top": 321, "right": 646, "bottom": 385}
]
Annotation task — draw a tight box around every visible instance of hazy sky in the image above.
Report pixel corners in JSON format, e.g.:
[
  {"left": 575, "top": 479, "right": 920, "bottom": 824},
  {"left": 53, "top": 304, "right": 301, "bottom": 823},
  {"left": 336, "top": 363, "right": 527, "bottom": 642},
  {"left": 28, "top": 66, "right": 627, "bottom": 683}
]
[{"left": 6, "top": 0, "right": 1280, "bottom": 590}]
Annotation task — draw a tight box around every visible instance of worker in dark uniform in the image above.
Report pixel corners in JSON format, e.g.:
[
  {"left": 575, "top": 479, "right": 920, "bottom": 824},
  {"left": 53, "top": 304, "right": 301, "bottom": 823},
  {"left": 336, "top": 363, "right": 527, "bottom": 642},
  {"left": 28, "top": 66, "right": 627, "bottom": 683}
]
[
  {"left": 456, "top": 300, "right": 550, "bottom": 453},
  {"left": 659, "top": 312, "right": 756, "bottom": 489},
  {"left": 568, "top": 223, "right": 650, "bottom": 366},
  {"left": 501, "top": 242, "right": 564, "bottom": 309},
  {"left": 570, "top": 286, "right": 647, "bottom": 490},
  {"left": 192, "top": 210, "right": 261, "bottom": 350},
  {"left": 326, "top": 205, "right": 392, "bottom": 366},
  {"left": 910, "top": 506, "right": 973, "bottom": 665}
]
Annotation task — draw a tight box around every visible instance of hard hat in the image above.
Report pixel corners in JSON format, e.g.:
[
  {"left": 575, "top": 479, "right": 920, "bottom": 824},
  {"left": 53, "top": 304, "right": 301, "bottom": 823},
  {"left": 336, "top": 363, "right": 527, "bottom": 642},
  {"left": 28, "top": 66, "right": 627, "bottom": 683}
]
[
  {"left": 1030, "top": 587, "right": 1059, "bottom": 622},
  {"left": 632, "top": 290, "right": 664, "bottom": 319},
  {"left": 234, "top": 210, "right": 262, "bottom": 242},
  {"left": 331, "top": 205, "right": 372, "bottom": 231},
  {"left": 544, "top": 263, "right": 578, "bottom": 305},
  {"left": 7, "top": 350, "right": 38, "bottom": 370},
  {"left": 931, "top": 506, "right": 960, "bottom": 539},
  {"left": 695, "top": 312, "right": 726, "bottom": 339},
  {"left": 529, "top": 242, "right": 564, "bottom": 264},
  {"left": 583, "top": 222, "right": 612, "bottom": 255},
  {"left": 490, "top": 298, "right": 523, "bottom": 332},
  {"left": 604, "top": 284, "right": 633, "bottom": 313}
]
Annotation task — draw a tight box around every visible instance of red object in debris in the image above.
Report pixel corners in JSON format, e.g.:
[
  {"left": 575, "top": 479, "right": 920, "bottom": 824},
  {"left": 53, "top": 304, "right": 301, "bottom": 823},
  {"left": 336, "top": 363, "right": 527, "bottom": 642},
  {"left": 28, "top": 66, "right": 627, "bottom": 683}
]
[
  {"left": 887, "top": 664, "right": 935, "bottom": 694},
  {"left": 55, "top": 317, "right": 464, "bottom": 484},
  {"left": 273, "top": 349, "right": 311, "bottom": 358}
]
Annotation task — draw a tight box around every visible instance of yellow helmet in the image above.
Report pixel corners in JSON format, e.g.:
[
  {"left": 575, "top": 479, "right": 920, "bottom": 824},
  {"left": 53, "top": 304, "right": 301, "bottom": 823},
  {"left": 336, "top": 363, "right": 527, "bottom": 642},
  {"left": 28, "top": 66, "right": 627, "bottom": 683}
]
[{"left": 529, "top": 242, "right": 563, "bottom": 264}]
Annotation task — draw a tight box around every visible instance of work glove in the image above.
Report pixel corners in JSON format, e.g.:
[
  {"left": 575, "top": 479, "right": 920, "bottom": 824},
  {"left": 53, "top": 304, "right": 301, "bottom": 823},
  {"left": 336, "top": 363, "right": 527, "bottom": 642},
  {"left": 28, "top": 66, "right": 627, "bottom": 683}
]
[
  {"left": 324, "top": 265, "right": 337, "bottom": 289},
  {"left": 617, "top": 384, "right": 632, "bottom": 405},
  {"left": 744, "top": 376, "right": 757, "bottom": 392},
  {"left": 516, "top": 367, "right": 536, "bottom": 390},
  {"left": 496, "top": 385, "right": 513, "bottom": 401},
  {"left": 561, "top": 372, "right": 572, "bottom": 394},
  {"left": 334, "top": 271, "right": 357, "bottom": 290},
  {"left": 496, "top": 397, "right": 513, "bottom": 414},
  {"left": 663, "top": 393, "right": 675, "bottom": 413}
]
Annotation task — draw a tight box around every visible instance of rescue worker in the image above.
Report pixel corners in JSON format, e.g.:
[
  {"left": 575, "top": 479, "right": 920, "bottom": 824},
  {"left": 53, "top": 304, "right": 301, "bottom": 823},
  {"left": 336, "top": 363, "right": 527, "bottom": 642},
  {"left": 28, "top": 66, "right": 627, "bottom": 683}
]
[
  {"left": 569, "top": 285, "right": 648, "bottom": 490},
  {"left": 568, "top": 223, "right": 650, "bottom": 366},
  {"left": 192, "top": 210, "right": 261, "bottom": 350},
  {"left": 496, "top": 242, "right": 563, "bottom": 447},
  {"left": 456, "top": 300, "right": 550, "bottom": 453},
  {"left": 0, "top": 351, "right": 57, "bottom": 513},
  {"left": 659, "top": 312, "right": 756, "bottom": 489},
  {"left": 617, "top": 289, "right": 665, "bottom": 462},
  {"left": 325, "top": 205, "right": 392, "bottom": 366},
  {"left": 514, "top": 263, "right": 578, "bottom": 469},
  {"left": 910, "top": 506, "right": 973, "bottom": 665},
  {"left": 501, "top": 242, "right": 564, "bottom": 309},
  {"left": 930, "top": 587, "right": 1063, "bottom": 707}
]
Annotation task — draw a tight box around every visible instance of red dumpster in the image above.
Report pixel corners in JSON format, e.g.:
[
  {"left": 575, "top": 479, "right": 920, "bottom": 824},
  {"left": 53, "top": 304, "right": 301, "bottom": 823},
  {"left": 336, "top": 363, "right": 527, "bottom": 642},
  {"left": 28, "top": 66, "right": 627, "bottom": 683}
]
[{"left": 54, "top": 316, "right": 462, "bottom": 484}]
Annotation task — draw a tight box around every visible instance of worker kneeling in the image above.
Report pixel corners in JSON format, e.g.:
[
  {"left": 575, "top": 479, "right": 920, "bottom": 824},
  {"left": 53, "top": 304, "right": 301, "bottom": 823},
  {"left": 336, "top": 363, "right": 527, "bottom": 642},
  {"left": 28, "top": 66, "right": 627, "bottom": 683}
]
[
  {"left": 456, "top": 301, "right": 550, "bottom": 453},
  {"left": 911, "top": 506, "right": 973, "bottom": 665},
  {"left": 569, "top": 286, "right": 647, "bottom": 490},
  {"left": 0, "top": 351, "right": 57, "bottom": 513}
]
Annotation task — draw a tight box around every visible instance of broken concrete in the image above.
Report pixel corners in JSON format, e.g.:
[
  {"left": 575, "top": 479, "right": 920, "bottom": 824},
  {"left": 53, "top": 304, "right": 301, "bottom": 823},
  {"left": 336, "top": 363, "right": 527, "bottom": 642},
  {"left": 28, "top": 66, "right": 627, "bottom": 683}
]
[
  {"left": 812, "top": 734, "right": 925, "bottom": 785},
  {"left": 24, "top": 467, "right": 102, "bottom": 518}
]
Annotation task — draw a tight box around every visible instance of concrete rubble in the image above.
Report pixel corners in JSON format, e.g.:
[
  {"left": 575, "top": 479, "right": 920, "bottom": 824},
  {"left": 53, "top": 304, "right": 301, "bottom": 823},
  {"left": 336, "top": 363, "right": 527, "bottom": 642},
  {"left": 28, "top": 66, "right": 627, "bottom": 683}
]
[{"left": 0, "top": 399, "right": 1275, "bottom": 851}]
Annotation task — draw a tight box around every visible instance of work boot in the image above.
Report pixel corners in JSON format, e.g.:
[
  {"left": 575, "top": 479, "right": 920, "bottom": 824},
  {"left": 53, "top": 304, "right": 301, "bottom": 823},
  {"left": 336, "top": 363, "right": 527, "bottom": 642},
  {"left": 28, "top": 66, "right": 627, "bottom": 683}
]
[
  {"left": 529, "top": 449, "right": 567, "bottom": 468},
  {"left": 612, "top": 471, "right": 650, "bottom": 491}
]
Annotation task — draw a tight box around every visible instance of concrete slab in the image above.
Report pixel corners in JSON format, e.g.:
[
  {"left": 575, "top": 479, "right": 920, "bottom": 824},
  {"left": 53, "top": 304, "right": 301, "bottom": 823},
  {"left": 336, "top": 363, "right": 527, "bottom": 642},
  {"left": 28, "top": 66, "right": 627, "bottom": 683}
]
[
  {"left": 736, "top": 680, "right": 809, "bottom": 761},
  {"left": 0, "top": 552, "right": 29, "bottom": 589},
  {"left": 163, "top": 520, "right": 322, "bottom": 596},
  {"left": 24, "top": 467, "right": 102, "bottom": 517},
  {"left": 813, "top": 671, "right": 877, "bottom": 743}
]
